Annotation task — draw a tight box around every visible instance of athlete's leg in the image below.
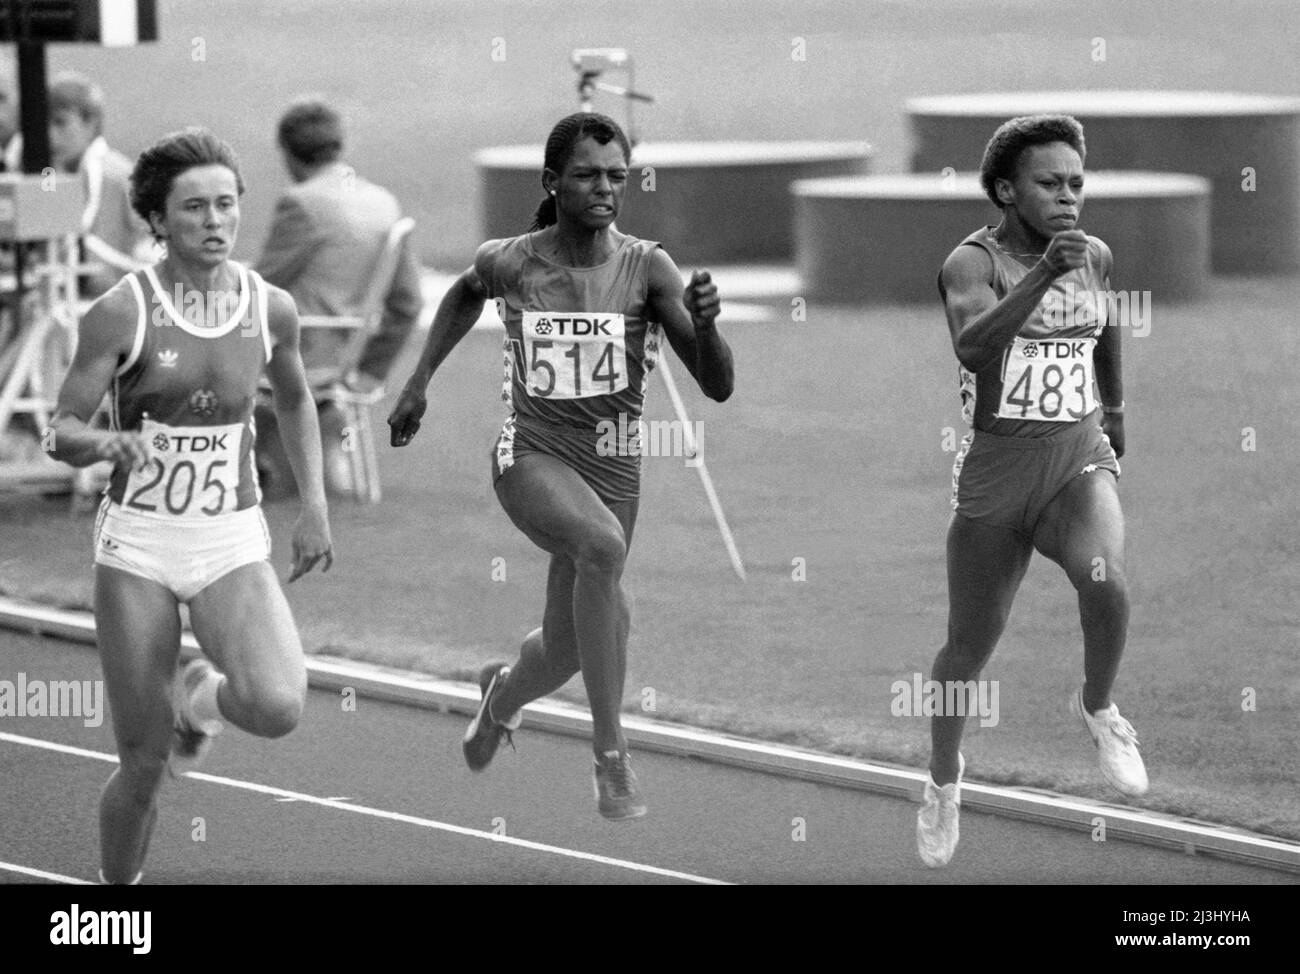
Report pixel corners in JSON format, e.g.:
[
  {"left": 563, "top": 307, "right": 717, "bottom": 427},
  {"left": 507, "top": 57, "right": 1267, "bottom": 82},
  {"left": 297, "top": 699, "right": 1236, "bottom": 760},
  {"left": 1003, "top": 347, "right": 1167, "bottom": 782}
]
[
  {"left": 493, "top": 454, "right": 633, "bottom": 755},
  {"left": 928, "top": 513, "right": 1034, "bottom": 784},
  {"left": 95, "top": 565, "right": 182, "bottom": 883},
  {"left": 1033, "top": 470, "right": 1128, "bottom": 713},
  {"left": 491, "top": 557, "right": 582, "bottom": 714},
  {"left": 186, "top": 561, "right": 306, "bottom": 739}
]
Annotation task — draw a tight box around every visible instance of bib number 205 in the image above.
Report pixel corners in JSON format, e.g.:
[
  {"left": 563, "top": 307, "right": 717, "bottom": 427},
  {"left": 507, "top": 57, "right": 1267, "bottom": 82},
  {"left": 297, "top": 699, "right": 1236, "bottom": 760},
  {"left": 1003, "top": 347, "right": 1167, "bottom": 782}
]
[{"left": 124, "top": 421, "right": 242, "bottom": 517}]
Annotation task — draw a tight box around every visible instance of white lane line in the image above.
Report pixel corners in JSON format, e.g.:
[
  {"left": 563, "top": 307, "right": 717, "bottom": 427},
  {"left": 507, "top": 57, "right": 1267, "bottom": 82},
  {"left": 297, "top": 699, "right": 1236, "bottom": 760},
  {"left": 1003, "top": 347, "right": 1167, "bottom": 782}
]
[
  {"left": 0, "top": 861, "right": 95, "bottom": 885},
  {"left": 0, "top": 731, "right": 731, "bottom": 886}
]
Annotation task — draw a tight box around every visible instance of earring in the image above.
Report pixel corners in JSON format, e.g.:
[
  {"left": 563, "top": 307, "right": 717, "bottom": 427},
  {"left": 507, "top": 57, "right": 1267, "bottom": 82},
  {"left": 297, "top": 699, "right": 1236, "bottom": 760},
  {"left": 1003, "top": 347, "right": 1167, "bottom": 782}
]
[{"left": 549, "top": 190, "right": 556, "bottom": 196}]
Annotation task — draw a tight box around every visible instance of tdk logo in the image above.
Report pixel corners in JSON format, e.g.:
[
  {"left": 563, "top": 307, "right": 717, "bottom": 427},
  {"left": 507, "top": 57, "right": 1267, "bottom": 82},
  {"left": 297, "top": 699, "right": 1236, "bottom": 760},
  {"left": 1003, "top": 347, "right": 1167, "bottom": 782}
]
[
  {"left": 167, "top": 434, "right": 229, "bottom": 451},
  {"left": 534, "top": 316, "right": 614, "bottom": 336},
  {"left": 1023, "top": 340, "right": 1089, "bottom": 359},
  {"left": 150, "top": 432, "right": 227, "bottom": 452}
]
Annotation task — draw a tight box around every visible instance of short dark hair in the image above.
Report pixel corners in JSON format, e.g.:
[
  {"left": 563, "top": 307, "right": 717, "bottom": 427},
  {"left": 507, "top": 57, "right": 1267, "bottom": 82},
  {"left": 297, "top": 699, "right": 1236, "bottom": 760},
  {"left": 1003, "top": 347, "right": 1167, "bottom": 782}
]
[
  {"left": 531, "top": 112, "right": 631, "bottom": 230},
  {"left": 278, "top": 97, "right": 344, "bottom": 165},
  {"left": 979, "top": 114, "right": 1086, "bottom": 207},
  {"left": 130, "top": 128, "right": 245, "bottom": 237},
  {"left": 49, "top": 71, "right": 105, "bottom": 134}
]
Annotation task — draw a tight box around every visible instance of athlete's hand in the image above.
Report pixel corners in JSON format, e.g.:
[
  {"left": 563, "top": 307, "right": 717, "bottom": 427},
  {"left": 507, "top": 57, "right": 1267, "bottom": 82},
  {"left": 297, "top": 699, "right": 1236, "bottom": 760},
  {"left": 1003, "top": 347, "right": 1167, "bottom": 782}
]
[
  {"left": 95, "top": 431, "right": 152, "bottom": 471},
  {"left": 1101, "top": 411, "right": 1125, "bottom": 459},
  {"left": 288, "top": 505, "right": 333, "bottom": 583},
  {"left": 684, "top": 269, "right": 721, "bottom": 329},
  {"left": 1040, "top": 230, "right": 1090, "bottom": 278},
  {"left": 387, "top": 384, "right": 428, "bottom": 448}
]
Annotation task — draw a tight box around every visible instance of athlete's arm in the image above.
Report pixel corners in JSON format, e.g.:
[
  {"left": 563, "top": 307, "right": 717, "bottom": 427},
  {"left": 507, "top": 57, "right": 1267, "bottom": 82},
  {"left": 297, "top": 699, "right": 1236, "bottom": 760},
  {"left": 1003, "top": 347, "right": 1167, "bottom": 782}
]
[
  {"left": 645, "top": 248, "right": 734, "bottom": 402},
  {"left": 942, "top": 230, "right": 1090, "bottom": 373},
  {"left": 264, "top": 285, "right": 334, "bottom": 581},
  {"left": 1092, "top": 239, "right": 1125, "bottom": 457},
  {"left": 49, "top": 284, "right": 151, "bottom": 469},
  {"left": 387, "top": 247, "right": 491, "bottom": 447}
]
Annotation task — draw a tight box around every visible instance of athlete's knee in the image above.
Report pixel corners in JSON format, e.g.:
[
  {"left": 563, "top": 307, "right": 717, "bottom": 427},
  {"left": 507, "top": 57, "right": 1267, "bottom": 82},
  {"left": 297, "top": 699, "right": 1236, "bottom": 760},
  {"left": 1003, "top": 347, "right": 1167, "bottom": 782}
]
[
  {"left": 941, "top": 614, "right": 1004, "bottom": 670},
  {"left": 1078, "top": 570, "right": 1129, "bottom": 614},
  {"left": 114, "top": 741, "right": 170, "bottom": 801},
  {"left": 574, "top": 528, "right": 627, "bottom": 576},
  {"left": 233, "top": 682, "right": 304, "bottom": 738}
]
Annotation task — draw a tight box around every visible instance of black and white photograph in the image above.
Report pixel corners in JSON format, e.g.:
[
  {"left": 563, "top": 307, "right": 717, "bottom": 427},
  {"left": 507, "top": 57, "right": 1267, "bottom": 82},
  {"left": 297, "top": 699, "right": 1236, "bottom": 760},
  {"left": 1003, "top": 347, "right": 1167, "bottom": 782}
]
[{"left": 0, "top": 0, "right": 1294, "bottom": 947}]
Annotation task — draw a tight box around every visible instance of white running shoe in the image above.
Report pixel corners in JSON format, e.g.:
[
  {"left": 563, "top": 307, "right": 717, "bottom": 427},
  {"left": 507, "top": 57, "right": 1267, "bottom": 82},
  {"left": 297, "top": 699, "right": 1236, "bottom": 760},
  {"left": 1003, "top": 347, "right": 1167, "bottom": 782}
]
[
  {"left": 169, "top": 659, "right": 223, "bottom": 777},
  {"left": 99, "top": 868, "right": 143, "bottom": 885},
  {"left": 916, "top": 753, "right": 964, "bottom": 868},
  {"left": 1072, "top": 688, "right": 1149, "bottom": 797}
]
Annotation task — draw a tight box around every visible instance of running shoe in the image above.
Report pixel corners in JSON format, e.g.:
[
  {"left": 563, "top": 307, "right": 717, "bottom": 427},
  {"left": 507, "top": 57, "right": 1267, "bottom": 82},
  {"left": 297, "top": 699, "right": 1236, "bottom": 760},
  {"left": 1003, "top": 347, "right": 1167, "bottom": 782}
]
[
  {"left": 916, "top": 752, "right": 964, "bottom": 868},
  {"left": 99, "top": 869, "right": 143, "bottom": 885},
  {"left": 462, "top": 663, "right": 521, "bottom": 772},
  {"left": 592, "top": 749, "right": 647, "bottom": 821},
  {"left": 169, "top": 659, "right": 223, "bottom": 777},
  {"left": 1072, "top": 688, "right": 1149, "bottom": 797}
]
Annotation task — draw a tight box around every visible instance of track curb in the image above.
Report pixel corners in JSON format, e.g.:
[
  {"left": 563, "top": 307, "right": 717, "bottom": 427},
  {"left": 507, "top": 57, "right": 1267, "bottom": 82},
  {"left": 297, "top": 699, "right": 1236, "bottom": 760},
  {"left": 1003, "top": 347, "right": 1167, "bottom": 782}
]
[{"left": 2, "top": 594, "right": 1296, "bottom": 875}]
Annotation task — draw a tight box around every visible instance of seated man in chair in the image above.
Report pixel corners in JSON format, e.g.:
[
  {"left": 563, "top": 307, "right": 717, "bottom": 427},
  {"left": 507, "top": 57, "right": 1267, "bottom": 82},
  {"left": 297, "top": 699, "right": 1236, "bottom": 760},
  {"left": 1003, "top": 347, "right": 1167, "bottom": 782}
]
[{"left": 254, "top": 97, "right": 422, "bottom": 498}]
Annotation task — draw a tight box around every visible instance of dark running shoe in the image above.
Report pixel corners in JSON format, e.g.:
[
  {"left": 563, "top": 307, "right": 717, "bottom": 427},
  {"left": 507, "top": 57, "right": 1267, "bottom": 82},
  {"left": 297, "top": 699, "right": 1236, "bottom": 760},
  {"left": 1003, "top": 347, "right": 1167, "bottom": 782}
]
[
  {"left": 593, "top": 749, "right": 647, "bottom": 821},
  {"left": 462, "top": 663, "right": 521, "bottom": 772}
]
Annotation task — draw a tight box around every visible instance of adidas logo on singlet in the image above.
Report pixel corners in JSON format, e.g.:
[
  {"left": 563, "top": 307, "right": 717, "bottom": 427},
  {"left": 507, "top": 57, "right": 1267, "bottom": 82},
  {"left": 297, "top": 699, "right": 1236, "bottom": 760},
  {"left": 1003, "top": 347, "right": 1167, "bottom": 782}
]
[{"left": 157, "top": 349, "right": 179, "bottom": 368}]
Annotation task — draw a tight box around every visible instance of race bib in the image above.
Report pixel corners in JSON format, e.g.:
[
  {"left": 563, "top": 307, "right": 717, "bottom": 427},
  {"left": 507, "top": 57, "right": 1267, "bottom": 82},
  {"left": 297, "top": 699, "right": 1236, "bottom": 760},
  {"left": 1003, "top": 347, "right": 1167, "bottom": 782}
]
[
  {"left": 520, "top": 311, "right": 627, "bottom": 400},
  {"left": 124, "top": 419, "right": 243, "bottom": 518},
  {"left": 996, "top": 337, "right": 1098, "bottom": 422}
]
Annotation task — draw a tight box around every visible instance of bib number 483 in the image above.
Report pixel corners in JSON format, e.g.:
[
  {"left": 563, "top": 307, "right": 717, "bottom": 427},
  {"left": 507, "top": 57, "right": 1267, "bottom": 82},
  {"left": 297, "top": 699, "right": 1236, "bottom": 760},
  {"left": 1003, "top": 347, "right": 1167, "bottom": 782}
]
[{"left": 997, "top": 339, "right": 1097, "bottom": 422}]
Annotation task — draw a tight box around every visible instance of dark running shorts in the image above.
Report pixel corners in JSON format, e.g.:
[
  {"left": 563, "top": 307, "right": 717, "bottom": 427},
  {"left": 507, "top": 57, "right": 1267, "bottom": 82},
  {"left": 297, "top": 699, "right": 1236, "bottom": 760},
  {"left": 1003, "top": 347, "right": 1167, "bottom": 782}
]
[
  {"left": 951, "top": 412, "right": 1119, "bottom": 535},
  {"left": 491, "top": 414, "right": 640, "bottom": 505}
]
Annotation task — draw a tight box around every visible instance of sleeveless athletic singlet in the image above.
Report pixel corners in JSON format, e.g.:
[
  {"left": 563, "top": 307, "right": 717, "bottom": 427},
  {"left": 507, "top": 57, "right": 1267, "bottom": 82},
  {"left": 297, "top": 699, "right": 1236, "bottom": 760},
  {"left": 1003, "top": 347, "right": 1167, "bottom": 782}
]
[
  {"left": 951, "top": 226, "right": 1109, "bottom": 438},
  {"left": 105, "top": 262, "right": 272, "bottom": 517}
]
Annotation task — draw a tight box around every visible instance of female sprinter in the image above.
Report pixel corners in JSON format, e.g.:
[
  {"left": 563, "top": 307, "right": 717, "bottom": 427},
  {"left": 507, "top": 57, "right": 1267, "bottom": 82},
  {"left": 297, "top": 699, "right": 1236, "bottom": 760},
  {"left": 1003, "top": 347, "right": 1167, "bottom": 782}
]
[
  {"left": 918, "top": 114, "right": 1146, "bottom": 867},
  {"left": 51, "top": 128, "right": 333, "bottom": 883},
  {"left": 388, "top": 112, "right": 734, "bottom": 820}
]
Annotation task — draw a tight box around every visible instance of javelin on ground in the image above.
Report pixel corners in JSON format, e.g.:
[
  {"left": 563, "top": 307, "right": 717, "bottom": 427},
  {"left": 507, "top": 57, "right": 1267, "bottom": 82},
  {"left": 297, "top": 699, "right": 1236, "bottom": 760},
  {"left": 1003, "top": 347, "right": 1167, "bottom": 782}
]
[{"left": 657, "top": 354, "right": 747, "bottom": 581}]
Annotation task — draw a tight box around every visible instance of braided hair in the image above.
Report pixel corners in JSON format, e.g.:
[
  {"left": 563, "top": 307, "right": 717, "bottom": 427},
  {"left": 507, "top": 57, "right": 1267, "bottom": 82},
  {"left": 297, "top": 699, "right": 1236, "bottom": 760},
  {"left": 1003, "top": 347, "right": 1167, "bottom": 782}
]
[{"left": 531, "top": 112, "right": 631, "bottom": 231}]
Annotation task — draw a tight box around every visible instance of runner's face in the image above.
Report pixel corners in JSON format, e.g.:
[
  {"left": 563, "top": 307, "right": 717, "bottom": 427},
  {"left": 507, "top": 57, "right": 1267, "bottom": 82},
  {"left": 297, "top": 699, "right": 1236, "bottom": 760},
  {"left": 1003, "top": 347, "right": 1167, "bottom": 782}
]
[
  {"left": 1003, "top": 142, "right": 1084, "bottom": 237},
  {"left": 552, "top": 137, "right": 629, "bottom": 229},
  {"left": 153, "top": 165, "right": 241, "bottom": 266}
]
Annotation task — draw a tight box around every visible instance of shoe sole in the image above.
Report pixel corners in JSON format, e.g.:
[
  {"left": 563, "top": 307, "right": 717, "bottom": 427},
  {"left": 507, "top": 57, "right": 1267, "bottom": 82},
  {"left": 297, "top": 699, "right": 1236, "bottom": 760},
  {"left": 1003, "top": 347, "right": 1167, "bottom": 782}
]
[
  {"left": 462, "top": 665, "right": 510, "bottom": 772},
  {"left": 599, "top": 804, "right": 648, "bottom": 821}
]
